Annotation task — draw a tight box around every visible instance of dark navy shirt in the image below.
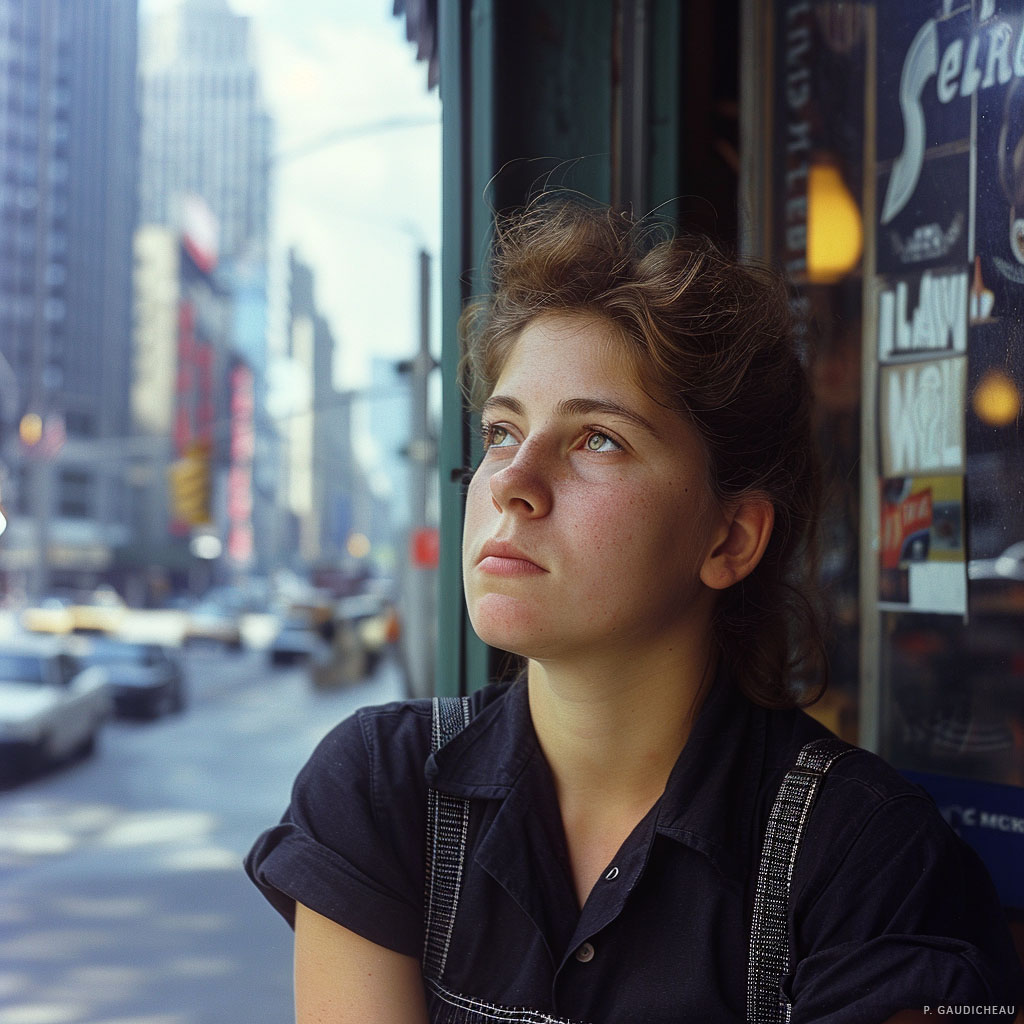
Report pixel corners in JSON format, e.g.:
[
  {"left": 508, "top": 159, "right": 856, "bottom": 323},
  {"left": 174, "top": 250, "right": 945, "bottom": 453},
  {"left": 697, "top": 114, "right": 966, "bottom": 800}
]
[{"left": 245, "top": 680, "right": 1023, "bottom": 1022}]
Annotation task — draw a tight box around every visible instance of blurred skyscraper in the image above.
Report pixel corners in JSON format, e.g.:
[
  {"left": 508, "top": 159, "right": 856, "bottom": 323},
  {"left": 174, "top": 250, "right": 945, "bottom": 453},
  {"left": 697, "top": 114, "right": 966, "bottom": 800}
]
[
  {"left": 136, "top": 0, "right": 276, "bottom": 584},
  {"left": 0, "top": 0, "right": 139, "bottom": 598},
  {"left": 286, "top": 250, "right": 368, "bottom": 581},
  {"left": 139, "top": 0, "right": 271, "bottom": 266}
]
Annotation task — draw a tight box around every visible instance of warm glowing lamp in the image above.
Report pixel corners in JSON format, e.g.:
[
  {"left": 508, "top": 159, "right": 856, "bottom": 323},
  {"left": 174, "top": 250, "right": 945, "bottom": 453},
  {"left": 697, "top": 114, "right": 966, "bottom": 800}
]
[
  {"left": 347, "top": 532, "right": 371, "bottom": 559},
  {"left": 806, "top": 163, "right": 864, "bottom": 284},
  {"left": 972, "top": 368, "right": 1021, "bottom": 426},
  {"left": 19, "top": 412, "right": 43, "bottom": 446}
]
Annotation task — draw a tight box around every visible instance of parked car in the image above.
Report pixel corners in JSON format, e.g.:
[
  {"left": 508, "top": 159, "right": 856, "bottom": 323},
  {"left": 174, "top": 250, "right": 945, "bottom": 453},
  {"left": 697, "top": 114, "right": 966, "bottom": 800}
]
[
  {"left": 183, "top": 598, "right": 243, "bottom": 650},
  {"left": 268, "top": 615, "right": 327, "bottom": 666},
  {"left": 334, "top": 594, "right": 400, "bottom": 675},
  {"left": 0, "top": 637, "right": 111, "bottom": 782},
  {"left": 20, "top": 587, "right": 128, "bottom": 636},
  {"left": 80, "top": 637, "right": 186, "bottom": 719},
  {"left": 19, "top": 595, "right": 75, "bottom": 635},
  {"left": 67, "top": 586, "right": 128, "bottom": 634}
]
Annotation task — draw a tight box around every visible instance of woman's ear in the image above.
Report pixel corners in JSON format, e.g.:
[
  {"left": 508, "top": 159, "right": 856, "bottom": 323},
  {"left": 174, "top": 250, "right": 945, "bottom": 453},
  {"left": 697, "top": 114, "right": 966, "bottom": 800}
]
[{"left": 699, "top": 497, "right": 774, "bottom": 591}]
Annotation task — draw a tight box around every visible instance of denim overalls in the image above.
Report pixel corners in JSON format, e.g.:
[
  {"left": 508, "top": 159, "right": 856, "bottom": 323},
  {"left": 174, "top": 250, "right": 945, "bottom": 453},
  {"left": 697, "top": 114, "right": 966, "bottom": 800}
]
[{"left": 422, "top": 695, "right": 853, "bottom": 1024}]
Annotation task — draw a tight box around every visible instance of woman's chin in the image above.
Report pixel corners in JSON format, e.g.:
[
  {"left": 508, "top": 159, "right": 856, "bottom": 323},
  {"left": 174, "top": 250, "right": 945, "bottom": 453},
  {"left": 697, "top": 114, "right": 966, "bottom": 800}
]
[{"left": 468, "top": 598, "right": 553, "bottom": 659}]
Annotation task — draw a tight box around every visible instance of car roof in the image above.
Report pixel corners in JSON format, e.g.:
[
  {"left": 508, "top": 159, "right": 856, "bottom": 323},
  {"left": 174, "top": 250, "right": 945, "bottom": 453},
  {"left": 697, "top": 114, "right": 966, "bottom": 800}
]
[{"left": 0, "top": 632, "right": 88, "bottom": 657}]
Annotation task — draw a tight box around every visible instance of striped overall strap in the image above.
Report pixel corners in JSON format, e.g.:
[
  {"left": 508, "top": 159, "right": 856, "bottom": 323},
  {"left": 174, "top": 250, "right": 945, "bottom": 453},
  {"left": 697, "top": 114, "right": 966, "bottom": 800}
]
[
  {"left": 746, "top": 738, "right": 856, "bottom": 1024},
  {"left": 423, "top": 695, "right": 472, "bottom": 983}
]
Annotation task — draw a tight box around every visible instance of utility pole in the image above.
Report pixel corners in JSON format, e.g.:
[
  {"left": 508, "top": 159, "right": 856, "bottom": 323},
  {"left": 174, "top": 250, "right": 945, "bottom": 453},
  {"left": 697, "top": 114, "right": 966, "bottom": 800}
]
[
  {"left": 403, "top": 249, "right": 438, "bottom": 698},
  {"left": 28, "top": 0, "right": 57, "bottom": 601}
]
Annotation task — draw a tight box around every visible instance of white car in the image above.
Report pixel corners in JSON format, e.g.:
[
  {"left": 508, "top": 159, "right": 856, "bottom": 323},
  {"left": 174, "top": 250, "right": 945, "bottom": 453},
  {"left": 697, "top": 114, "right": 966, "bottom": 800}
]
[{"left": 0, "top": 638, "right": 111, "bottom": 782}]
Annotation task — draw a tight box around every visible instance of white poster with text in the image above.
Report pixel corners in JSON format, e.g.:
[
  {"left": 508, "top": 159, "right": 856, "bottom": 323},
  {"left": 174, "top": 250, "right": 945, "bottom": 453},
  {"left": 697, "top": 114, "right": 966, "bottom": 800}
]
[{"left": 879, "top": 356, "right": 966, "bottom": 477}]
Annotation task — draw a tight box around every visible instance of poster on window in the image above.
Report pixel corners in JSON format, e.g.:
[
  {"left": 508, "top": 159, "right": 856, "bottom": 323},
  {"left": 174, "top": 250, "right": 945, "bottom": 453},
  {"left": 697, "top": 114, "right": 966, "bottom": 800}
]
[
  {"left": 876, "top": 267, "right": 969, "bottom": 363},
  {"left": 879, "top": 474, "right": 967, "bottom": 613},
  {"left": 879, "top": 356, "right": 967, "bottom": 476},
  {"left": 875, "top": 2, "right": 973, "bottom": 275}
]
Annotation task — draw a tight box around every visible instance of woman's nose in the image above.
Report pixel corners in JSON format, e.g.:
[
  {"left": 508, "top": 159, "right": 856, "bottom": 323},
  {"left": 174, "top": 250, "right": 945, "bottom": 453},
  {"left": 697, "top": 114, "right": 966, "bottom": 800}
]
[{"left": 488, "top": 442, "right": 553, "bottom": 518}]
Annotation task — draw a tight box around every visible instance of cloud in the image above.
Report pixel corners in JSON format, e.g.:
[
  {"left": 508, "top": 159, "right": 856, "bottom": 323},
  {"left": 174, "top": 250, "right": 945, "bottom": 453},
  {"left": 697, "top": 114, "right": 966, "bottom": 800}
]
[{"left": 254, "top": 8, "right": 441, "bottom": 386}]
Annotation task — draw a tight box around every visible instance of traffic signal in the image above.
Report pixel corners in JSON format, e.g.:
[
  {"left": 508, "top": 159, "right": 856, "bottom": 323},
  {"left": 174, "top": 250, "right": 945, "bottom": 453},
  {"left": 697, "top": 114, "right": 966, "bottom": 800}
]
[{"left": 168, "top": 440, "right": 212, "bottom": 526}]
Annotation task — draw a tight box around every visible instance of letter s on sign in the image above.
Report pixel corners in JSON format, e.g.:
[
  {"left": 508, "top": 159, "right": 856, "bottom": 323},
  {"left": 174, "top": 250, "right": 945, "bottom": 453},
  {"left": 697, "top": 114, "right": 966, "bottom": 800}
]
[{"left": 881, "top": 19, "right": 939, "bottom": 225}]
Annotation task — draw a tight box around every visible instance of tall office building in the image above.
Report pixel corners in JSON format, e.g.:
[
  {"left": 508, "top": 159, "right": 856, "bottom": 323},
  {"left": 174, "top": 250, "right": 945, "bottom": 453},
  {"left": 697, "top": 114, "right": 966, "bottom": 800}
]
[
  {"left": 0, "top": 0, "right": 138, "bottom": 596},
  {"left": 137, "top": 0, "right": 275, "bottom": 584},
  {"left": 286, "top": 250, "right": 362, "bottom": 574},
  {"left": 139, "top": 0, "right": 271, "bottom": 266}
]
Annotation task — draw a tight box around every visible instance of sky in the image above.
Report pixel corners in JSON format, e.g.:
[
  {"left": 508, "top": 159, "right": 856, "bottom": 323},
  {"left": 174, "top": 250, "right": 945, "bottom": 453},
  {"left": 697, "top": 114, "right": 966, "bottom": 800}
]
[{"left": 142, "top": 0, "right": 443, "bottom": 393}]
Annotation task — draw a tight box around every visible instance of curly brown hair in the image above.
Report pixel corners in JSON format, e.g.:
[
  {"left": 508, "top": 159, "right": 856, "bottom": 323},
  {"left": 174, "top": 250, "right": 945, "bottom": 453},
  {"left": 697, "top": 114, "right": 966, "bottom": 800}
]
[{"left": 459, "top": 197, "right": 827, "bottom": 708}]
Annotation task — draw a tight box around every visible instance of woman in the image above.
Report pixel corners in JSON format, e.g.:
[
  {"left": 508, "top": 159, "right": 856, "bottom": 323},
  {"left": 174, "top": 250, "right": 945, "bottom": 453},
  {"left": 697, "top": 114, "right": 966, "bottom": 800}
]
[{"left": 246, "top": 200, "right": 1023, "bottom": 1023}]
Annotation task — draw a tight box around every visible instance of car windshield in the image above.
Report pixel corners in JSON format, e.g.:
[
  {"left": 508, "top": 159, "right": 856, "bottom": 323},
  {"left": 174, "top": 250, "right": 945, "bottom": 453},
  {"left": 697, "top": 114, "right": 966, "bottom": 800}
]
[
  {"left": 82, "top": 643, "right": 147, "bottom": 665},
  {"left": 0, "top": 654, "right": 47, "bottom": 684},
  {"left": 192, "top": 603, "right": 227, "bottom": 617}
]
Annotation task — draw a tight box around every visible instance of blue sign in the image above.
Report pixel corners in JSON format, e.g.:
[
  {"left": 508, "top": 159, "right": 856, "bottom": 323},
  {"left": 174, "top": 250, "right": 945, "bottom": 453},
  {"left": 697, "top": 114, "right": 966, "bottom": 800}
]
[{"left": 902, "top": 769, "right": 1024, "bottom": 909}]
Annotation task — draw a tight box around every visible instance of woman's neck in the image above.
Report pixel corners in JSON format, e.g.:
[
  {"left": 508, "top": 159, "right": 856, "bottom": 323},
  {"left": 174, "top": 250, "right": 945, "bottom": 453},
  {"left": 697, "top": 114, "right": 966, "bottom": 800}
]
[
  {"left": 526, "top": 639, "right": 715, "bottom": 808},
  {"left": 526, "top": 641, "right": 716, "bottom": 907}
]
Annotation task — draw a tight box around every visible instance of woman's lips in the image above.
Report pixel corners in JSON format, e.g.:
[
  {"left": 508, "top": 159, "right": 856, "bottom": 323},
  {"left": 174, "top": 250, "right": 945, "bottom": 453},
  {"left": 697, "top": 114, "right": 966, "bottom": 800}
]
[
  {"left": 477, "top": 541, "right": 546, "bottom": 576},
  {"left": 477, "top": 555, "right": 546, "bottom": 577}
]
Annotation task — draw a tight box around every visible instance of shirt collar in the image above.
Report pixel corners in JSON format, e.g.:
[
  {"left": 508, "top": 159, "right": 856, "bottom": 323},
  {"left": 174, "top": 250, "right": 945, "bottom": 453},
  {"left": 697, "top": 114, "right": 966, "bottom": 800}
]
[
  {"left": 424, "top": 680, "right": 537, "bottom": 798},
  {"left": 424, "top": 674, "right": 767, "bottom": 882},
  {"left": 653, "top": 677, "right": 766, "bottom": 879}
]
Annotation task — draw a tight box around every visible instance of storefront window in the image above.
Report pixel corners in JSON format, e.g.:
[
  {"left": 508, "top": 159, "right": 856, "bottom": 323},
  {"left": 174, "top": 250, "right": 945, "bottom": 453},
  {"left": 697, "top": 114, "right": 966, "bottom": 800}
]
[{"left": 759, "top": 0, "right": 1024, "bottom": 910}]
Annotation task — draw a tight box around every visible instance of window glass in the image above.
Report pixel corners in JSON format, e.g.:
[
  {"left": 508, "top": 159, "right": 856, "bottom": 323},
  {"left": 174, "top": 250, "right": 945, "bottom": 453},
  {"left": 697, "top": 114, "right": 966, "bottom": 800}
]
[
  {"left": 871, "top": 1, "right": 1024, "bottom": 791},
  {"left": 765, "top": 0, "right": 1024, "bottom": 909},
  {"left": 0, "top": 652, "right": 46, "bottom": 683}
]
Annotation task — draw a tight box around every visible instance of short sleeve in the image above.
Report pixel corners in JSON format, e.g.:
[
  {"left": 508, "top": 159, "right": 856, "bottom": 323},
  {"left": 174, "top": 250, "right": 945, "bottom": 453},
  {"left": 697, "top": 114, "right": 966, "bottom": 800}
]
[
  {"left": 244, "top": 700, "right": 432, "bottom": 959},
  {"left": 784, "top": 766, "right": 1024, "bottom": 1022}
]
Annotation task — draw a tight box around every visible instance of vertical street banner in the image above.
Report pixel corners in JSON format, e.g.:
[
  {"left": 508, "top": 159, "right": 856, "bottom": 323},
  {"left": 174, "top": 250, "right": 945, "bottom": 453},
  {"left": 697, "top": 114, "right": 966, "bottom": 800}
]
[
  {"left": 772, "top": 0, "right": 815, "bottom": 283},
  {"left": 227, "top": 361, "right": 255, "bottom": 566}
]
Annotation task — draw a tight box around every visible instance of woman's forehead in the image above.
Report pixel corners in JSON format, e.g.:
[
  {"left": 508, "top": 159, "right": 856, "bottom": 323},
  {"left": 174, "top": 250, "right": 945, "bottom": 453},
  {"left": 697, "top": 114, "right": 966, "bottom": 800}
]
[
  {"left": 488, "top": 315, "right": 701, "bottom": 443},
  {"left": 494, "top": 312, "right": 645, "bottom": 388},
  {"left": 488, "top": 311, "right": 683, "bottom": 422}
]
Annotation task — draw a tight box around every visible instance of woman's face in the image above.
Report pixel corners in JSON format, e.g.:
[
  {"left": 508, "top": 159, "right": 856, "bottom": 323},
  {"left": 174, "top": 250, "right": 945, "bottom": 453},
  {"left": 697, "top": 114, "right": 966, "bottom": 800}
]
[{"left": 462, "top": 312, "right": 725, "bottom": 664}]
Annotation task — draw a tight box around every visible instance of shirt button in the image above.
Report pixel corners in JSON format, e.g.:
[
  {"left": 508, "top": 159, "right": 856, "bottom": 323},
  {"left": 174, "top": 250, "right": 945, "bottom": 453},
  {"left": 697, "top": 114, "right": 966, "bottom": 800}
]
[{"left": 575, "top": 942, "right": 595, "bottom": 963}]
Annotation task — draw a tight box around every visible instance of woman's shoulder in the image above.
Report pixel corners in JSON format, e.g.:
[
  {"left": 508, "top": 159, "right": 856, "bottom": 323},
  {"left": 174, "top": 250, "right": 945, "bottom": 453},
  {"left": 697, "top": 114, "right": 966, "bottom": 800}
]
[
  {"left": 758, "top": 703, "right": 998, "bottom": 912},
  {"left": 243, "top": 682, "right": 517, "bottom": 949},
  {"left": 762, "top": 703, "right": 928, "bottom": 807},
  {"left": 306, "top": 681, "right": 514, "bottom": 793},
  {"left": 757, "top": 706, "right": 1024, "bottom": 1007}
]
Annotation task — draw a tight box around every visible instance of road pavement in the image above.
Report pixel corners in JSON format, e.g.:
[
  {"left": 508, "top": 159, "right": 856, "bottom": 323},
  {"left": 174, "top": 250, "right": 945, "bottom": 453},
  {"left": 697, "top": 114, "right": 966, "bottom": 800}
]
[{"left": 0, "top": 646, "right": 406, "bottom": 1024}]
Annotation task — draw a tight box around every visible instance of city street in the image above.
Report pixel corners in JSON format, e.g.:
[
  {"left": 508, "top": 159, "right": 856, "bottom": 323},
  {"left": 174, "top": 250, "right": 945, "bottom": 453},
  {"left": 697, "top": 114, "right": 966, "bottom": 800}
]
[{"left": 0, "top": 646, "right": 406, "bottom": 1024}]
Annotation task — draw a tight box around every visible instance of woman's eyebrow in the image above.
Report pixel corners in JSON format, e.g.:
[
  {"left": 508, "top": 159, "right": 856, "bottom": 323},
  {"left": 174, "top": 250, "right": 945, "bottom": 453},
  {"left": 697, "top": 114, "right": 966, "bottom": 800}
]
[
  {"left": 557, "top": 397, "right": 657, "bottom": 434},
  {"left": 481, "top": 395, "right": 524, "bottom": 418},
  {"left": 482, "top": 394, "right": 656, "bottom": 435}
]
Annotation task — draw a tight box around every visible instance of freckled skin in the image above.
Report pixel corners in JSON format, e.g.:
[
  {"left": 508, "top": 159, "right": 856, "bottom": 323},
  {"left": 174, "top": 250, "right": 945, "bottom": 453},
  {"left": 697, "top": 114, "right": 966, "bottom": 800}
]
[{"left": 462, "top": 313, "right": 724, "bottom": 665}]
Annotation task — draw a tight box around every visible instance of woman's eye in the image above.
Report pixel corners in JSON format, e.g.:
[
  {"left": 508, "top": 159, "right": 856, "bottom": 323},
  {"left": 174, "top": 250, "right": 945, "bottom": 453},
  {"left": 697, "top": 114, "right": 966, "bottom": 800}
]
[
  {"left": 584, "top": 431, "right": 620, "bottom": 452},
  {"left": 482, "top": 424, "right": 515, "bottom": 449}
]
